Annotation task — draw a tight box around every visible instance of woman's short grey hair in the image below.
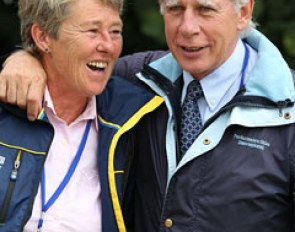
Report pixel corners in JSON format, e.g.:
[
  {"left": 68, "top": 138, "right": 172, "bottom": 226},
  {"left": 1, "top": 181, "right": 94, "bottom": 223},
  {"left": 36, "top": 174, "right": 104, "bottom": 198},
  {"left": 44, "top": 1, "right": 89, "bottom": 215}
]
[
  {"left": 18, "top": 0, "right": 124, "bottom": 56},
  {"left": 159, "top": 0, "right": 256, "bottom": 38}
]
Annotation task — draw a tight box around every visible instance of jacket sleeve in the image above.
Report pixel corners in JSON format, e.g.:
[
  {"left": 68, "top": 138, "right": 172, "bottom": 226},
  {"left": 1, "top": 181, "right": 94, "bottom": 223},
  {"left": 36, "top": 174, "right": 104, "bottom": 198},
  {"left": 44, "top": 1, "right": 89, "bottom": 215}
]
[{"left": 112, "top": 50, "right": 169, "bottom": 83}]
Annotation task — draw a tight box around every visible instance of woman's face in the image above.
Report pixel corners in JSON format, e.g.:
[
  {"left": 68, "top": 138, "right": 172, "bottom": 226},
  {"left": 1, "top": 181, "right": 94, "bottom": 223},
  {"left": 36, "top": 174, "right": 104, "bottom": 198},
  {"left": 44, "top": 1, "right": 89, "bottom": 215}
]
[{"left": 43, "top": 0, "right": 123, "bottom": 98}]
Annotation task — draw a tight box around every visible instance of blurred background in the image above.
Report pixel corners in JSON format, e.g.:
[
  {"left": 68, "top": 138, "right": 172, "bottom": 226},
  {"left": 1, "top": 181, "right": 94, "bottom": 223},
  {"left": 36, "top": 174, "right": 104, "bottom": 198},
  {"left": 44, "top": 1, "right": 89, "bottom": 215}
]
[{"left": 0, "top": 0, "right": 294, "bottom": 68}]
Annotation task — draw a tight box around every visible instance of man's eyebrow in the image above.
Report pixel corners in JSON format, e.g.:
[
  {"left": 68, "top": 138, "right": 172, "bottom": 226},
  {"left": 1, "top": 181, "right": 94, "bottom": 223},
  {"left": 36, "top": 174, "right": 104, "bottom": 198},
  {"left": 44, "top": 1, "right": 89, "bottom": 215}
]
[
  {"left": 197, "top": 0, "right": 214, "bottom": 6},
  {"left": 165, "top": 0, "right": 180, "bottom": 7},
  {"left": 197, "top": 0, "right": 220, "bottom": 8},
  {"left": 165, "top": 0, "right": 218, "bottom": 8}
]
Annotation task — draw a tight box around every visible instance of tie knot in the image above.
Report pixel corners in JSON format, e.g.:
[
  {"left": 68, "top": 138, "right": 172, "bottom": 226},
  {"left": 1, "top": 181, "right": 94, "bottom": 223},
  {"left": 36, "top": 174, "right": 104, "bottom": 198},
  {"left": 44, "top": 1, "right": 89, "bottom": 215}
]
[{"left": 186, "top": 80, "right": 203, "bottom": 101}]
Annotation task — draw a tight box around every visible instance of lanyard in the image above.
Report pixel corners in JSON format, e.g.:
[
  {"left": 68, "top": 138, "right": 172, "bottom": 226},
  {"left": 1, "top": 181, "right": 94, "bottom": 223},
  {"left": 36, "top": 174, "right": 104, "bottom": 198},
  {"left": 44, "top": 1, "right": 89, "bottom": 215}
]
[
  {"left": 240, "top": 41, "right": 250, "bottom": 89},
  {"left": 37, "top": 119, "right": 92, "bottom": 232}
]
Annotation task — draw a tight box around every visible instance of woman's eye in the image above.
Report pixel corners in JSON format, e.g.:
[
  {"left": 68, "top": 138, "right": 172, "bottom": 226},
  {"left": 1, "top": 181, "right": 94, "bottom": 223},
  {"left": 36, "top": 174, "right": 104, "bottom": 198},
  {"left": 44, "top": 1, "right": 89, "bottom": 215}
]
[
  {"left": 88, "top": 29, "right": 98, "bottom": 33},
  {"left": 109, "top": 29, "right": 122, "bottom": 40},
  {"left": 110, "top": 30, "right": 122, "bottom": 35}
]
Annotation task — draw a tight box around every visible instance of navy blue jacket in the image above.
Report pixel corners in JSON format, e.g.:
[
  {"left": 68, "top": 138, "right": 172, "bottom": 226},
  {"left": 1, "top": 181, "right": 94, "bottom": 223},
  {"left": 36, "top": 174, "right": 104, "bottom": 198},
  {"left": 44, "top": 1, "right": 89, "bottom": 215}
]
[
  {"left": 0, "top": 104, "right": 53, "bottom": 231},
  {"left": 115, "top": 30, "right": 295, "bottom": 232},
  {"left": 0, "top": 76, "right": 164, "bottom": 232}
]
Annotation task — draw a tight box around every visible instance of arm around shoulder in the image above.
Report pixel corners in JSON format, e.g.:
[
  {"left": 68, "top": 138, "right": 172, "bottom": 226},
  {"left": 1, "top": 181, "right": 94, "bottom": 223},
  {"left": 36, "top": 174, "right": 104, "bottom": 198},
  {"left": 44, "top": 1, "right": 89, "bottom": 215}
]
[
  {"left": 0, "top": 50, "right": 46, "bottom": 121},
  {"left": 112, "top": 50, "right": 169, "bottom": 83}
]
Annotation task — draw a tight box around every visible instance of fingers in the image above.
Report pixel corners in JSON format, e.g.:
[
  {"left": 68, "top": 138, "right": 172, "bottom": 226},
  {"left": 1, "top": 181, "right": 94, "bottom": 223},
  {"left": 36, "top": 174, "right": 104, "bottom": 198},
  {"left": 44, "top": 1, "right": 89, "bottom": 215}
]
[
  {"left": 0, "top": 68, "right": 19, "bottom": 105},
  {"left": 26, "top": 99, "right": 41, "bottom": 121},
  {"left": 0, "top": 61, "right": 30, "bottom": 107},
  {"left": 26, "top": 79, "right": 46, "bottom": 121},
  {"left": 0, "top": 73, "right": 7, "bottom": 102},
  {"left": 16, "top": 74, "right": 32, "bottom": 109},
  {"left": 0, "top": 51, "right": 29, "bottom": 105},
  {"left": 6, "top": 73, "right": 19, "bottom": 106},
  {"left": 0, "top": 69, "right": 38, "bottom": 121},
  {"left": 0, "top": 50, "right": 47, "bottom": 121}
]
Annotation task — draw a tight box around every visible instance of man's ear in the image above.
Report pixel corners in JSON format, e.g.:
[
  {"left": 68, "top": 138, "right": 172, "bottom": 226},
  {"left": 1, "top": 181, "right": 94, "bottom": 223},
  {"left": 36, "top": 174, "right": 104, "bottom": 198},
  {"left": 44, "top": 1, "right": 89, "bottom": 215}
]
[
  {"left": 237, "top": 0, "right": 254, "bottom": 31},
  {"left": 31, "top": 23, "right": 50, "bottom": 53}
]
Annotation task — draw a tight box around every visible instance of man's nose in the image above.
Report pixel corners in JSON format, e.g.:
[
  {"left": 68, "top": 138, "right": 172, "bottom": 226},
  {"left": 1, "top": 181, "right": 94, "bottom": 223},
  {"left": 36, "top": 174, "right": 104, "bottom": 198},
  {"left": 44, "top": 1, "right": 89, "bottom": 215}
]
[{"left": 179, "top": 10, "right": 201, "bottom": 36}]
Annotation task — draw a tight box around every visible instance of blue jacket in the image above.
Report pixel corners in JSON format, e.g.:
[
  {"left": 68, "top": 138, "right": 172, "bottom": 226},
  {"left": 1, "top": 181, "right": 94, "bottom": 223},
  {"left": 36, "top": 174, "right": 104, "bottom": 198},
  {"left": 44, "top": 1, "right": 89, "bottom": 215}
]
[
  {"left": 0, "top": 105, "right": 53, "bottom": 231},
  {"left": 113, "top": 29, "right": 295, "bottom": 231},
  {"left": 0, "top": 77, "right": 163, "bottom": 232}
]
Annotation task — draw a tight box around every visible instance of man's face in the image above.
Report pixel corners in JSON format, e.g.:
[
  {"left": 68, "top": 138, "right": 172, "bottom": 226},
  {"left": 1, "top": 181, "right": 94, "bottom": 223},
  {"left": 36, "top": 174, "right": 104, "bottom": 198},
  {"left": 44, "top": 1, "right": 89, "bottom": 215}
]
[{"left": 162, "top": 0, "right": 251, "bottom": 79}]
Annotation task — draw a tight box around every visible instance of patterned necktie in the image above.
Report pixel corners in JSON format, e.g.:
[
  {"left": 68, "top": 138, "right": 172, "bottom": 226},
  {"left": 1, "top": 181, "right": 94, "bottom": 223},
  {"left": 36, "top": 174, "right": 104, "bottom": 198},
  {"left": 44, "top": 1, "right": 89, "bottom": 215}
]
[{"left": 179, "top": 80, "right": 203, "bottom": 160}]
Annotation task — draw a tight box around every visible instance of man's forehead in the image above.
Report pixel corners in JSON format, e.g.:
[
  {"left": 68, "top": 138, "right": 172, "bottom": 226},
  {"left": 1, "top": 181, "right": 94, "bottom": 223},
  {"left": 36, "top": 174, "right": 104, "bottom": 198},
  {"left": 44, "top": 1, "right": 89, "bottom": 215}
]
[{"left": 165, "top": 0, "right": 215, "bottom": 6}]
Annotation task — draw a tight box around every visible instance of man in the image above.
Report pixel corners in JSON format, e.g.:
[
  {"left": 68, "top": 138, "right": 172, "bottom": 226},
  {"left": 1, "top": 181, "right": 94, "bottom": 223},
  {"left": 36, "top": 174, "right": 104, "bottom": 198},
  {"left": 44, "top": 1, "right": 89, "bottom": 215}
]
[{"left": 1, "top": 0, "right": 295, "bottom": 231}]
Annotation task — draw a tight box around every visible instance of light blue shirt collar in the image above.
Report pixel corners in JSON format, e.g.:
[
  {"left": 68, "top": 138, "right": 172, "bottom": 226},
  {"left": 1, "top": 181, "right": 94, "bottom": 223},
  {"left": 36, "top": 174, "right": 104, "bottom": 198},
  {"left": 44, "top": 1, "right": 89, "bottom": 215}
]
[{"left": 182, "top": 39, "right": 257, "bottom": 122}]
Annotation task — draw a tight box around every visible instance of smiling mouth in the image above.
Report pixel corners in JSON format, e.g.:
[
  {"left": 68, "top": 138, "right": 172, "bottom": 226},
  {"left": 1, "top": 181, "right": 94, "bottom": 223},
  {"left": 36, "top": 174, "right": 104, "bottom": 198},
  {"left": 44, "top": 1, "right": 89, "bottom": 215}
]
[
  {"left": 87, "top": 61, "right": 108, "bottom": 71},
  {"left": 181, "top": 46, "right": 206, "bottom": 52}
]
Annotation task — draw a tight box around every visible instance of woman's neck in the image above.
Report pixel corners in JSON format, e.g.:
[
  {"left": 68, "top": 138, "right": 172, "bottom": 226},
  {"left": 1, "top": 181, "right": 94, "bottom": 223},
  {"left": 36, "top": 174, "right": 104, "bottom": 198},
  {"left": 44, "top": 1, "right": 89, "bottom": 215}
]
[
  {"left": 47, "top": 84, "right": 88, "bottom": 125},
  {"left": 53, "top": 96, "right": 88, "bottom": 125}
]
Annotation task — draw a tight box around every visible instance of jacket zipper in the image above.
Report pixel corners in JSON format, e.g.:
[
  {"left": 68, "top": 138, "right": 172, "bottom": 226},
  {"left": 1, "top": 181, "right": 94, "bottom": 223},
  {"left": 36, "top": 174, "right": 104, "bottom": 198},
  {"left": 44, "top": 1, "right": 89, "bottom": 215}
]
[
  {"left": 0, "top": 150, "right": 22, "bottom": 225},
  {"left": 141, "top": 66, "right": 183, "bottom": 228},
  {"left": 141, "top": 65, "right": 182, "bottom": 155}
]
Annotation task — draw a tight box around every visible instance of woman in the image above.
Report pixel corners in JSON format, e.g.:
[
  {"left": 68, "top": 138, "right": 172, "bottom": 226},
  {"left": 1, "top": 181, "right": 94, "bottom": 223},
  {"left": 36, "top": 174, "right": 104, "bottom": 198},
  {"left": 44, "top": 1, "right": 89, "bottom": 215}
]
[{"left": 0, "top": 0, "right": 127, "bottom": 231}]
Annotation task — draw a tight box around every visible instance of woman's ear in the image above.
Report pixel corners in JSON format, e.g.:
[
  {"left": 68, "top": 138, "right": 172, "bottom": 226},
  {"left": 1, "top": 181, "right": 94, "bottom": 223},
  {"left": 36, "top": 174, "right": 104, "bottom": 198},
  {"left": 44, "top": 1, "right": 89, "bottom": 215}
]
[
  {"left": 237, "top": 0, "right": 254, "bottom": 31},
  {"left": 31, "top": 23, "right": 50, "bottom": 53}
]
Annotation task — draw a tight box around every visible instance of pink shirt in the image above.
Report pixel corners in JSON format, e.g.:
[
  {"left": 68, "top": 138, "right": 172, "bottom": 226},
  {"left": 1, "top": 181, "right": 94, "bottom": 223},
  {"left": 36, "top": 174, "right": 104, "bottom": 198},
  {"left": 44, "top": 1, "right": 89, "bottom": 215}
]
[{"left": 24, "top": 89, "right": 101, "bottom": 232}]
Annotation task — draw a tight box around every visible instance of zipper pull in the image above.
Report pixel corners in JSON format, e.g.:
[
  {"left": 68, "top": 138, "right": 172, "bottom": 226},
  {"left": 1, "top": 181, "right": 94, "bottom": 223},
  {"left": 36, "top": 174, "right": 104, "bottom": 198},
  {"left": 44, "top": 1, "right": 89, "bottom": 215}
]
[{"left": 10, "top": 151, "right": 22, "bottom": 181}]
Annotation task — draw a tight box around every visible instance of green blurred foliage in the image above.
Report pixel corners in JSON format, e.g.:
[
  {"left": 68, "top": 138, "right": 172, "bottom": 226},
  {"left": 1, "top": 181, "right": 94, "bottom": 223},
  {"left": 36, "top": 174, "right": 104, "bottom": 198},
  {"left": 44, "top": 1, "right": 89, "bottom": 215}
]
[
  {"left": 1, "top": 0, "right": 294, "bottom": 68},
  {"left": 121, "top": 0, "right": 167, "bottom": 54},
  {"left": 0, "top": 0, "right": 19, "bottom": 57},
  {"left": 253, "top": 0, "right": 295, "bottom": 68}
]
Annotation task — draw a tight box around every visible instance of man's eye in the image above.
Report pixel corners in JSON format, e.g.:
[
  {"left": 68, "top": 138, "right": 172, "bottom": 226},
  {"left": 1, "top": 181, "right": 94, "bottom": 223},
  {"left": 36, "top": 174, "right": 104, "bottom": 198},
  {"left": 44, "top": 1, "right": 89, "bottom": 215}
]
[
  {"left": 199, "top": 6, "right": 215, "bottom": 13},
  {"left": 166, "top": 5, "right": 183, "bottom": 14}
]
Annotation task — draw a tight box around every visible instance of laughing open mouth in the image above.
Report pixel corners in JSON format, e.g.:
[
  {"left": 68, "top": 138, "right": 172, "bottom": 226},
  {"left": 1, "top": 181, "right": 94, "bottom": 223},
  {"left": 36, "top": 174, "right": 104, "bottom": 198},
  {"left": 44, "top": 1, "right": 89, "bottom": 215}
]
[{"left": 87, "top": 61, "right": 107, "bottom": 71}]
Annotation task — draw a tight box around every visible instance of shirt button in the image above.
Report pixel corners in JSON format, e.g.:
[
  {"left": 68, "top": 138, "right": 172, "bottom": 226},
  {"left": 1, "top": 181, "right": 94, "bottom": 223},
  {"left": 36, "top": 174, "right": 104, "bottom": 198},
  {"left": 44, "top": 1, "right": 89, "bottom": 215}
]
[
  {"left": 164, "top": 218, "right": 173, "bottom": 228},
  {"left": 210, "top": 98, "right": 216, "bottom": 105},
  {"left": 62, "top": 139, "right": 68, "bottom": 145}
]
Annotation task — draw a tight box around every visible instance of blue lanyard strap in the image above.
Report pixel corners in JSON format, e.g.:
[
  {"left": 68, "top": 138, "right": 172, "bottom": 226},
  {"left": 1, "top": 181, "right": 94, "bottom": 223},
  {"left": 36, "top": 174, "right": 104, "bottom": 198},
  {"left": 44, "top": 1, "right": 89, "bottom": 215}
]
[
  {"left": 239, "top": 41, "right": 250, "bottom": 89},
  {"left": 37, "top": 120, "right": 92, "bottom": 231}
]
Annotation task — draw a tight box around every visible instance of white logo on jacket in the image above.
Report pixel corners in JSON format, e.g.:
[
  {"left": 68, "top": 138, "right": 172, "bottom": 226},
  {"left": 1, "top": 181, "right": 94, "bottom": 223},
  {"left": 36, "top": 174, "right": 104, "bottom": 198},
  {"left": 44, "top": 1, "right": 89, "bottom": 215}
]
[{"left": 234, "top": 134, "right": 270, "bottom": 151}]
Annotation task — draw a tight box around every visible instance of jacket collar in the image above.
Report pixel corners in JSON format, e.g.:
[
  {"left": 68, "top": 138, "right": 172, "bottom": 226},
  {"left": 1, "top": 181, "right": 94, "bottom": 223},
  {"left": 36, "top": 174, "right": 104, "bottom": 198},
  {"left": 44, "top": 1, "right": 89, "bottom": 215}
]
[
  {"left": 147, "top": 29, "right": 295, "bottom": 103},
  {"left": 96, "top": 76, "right": 160, "bottom": 127}
]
